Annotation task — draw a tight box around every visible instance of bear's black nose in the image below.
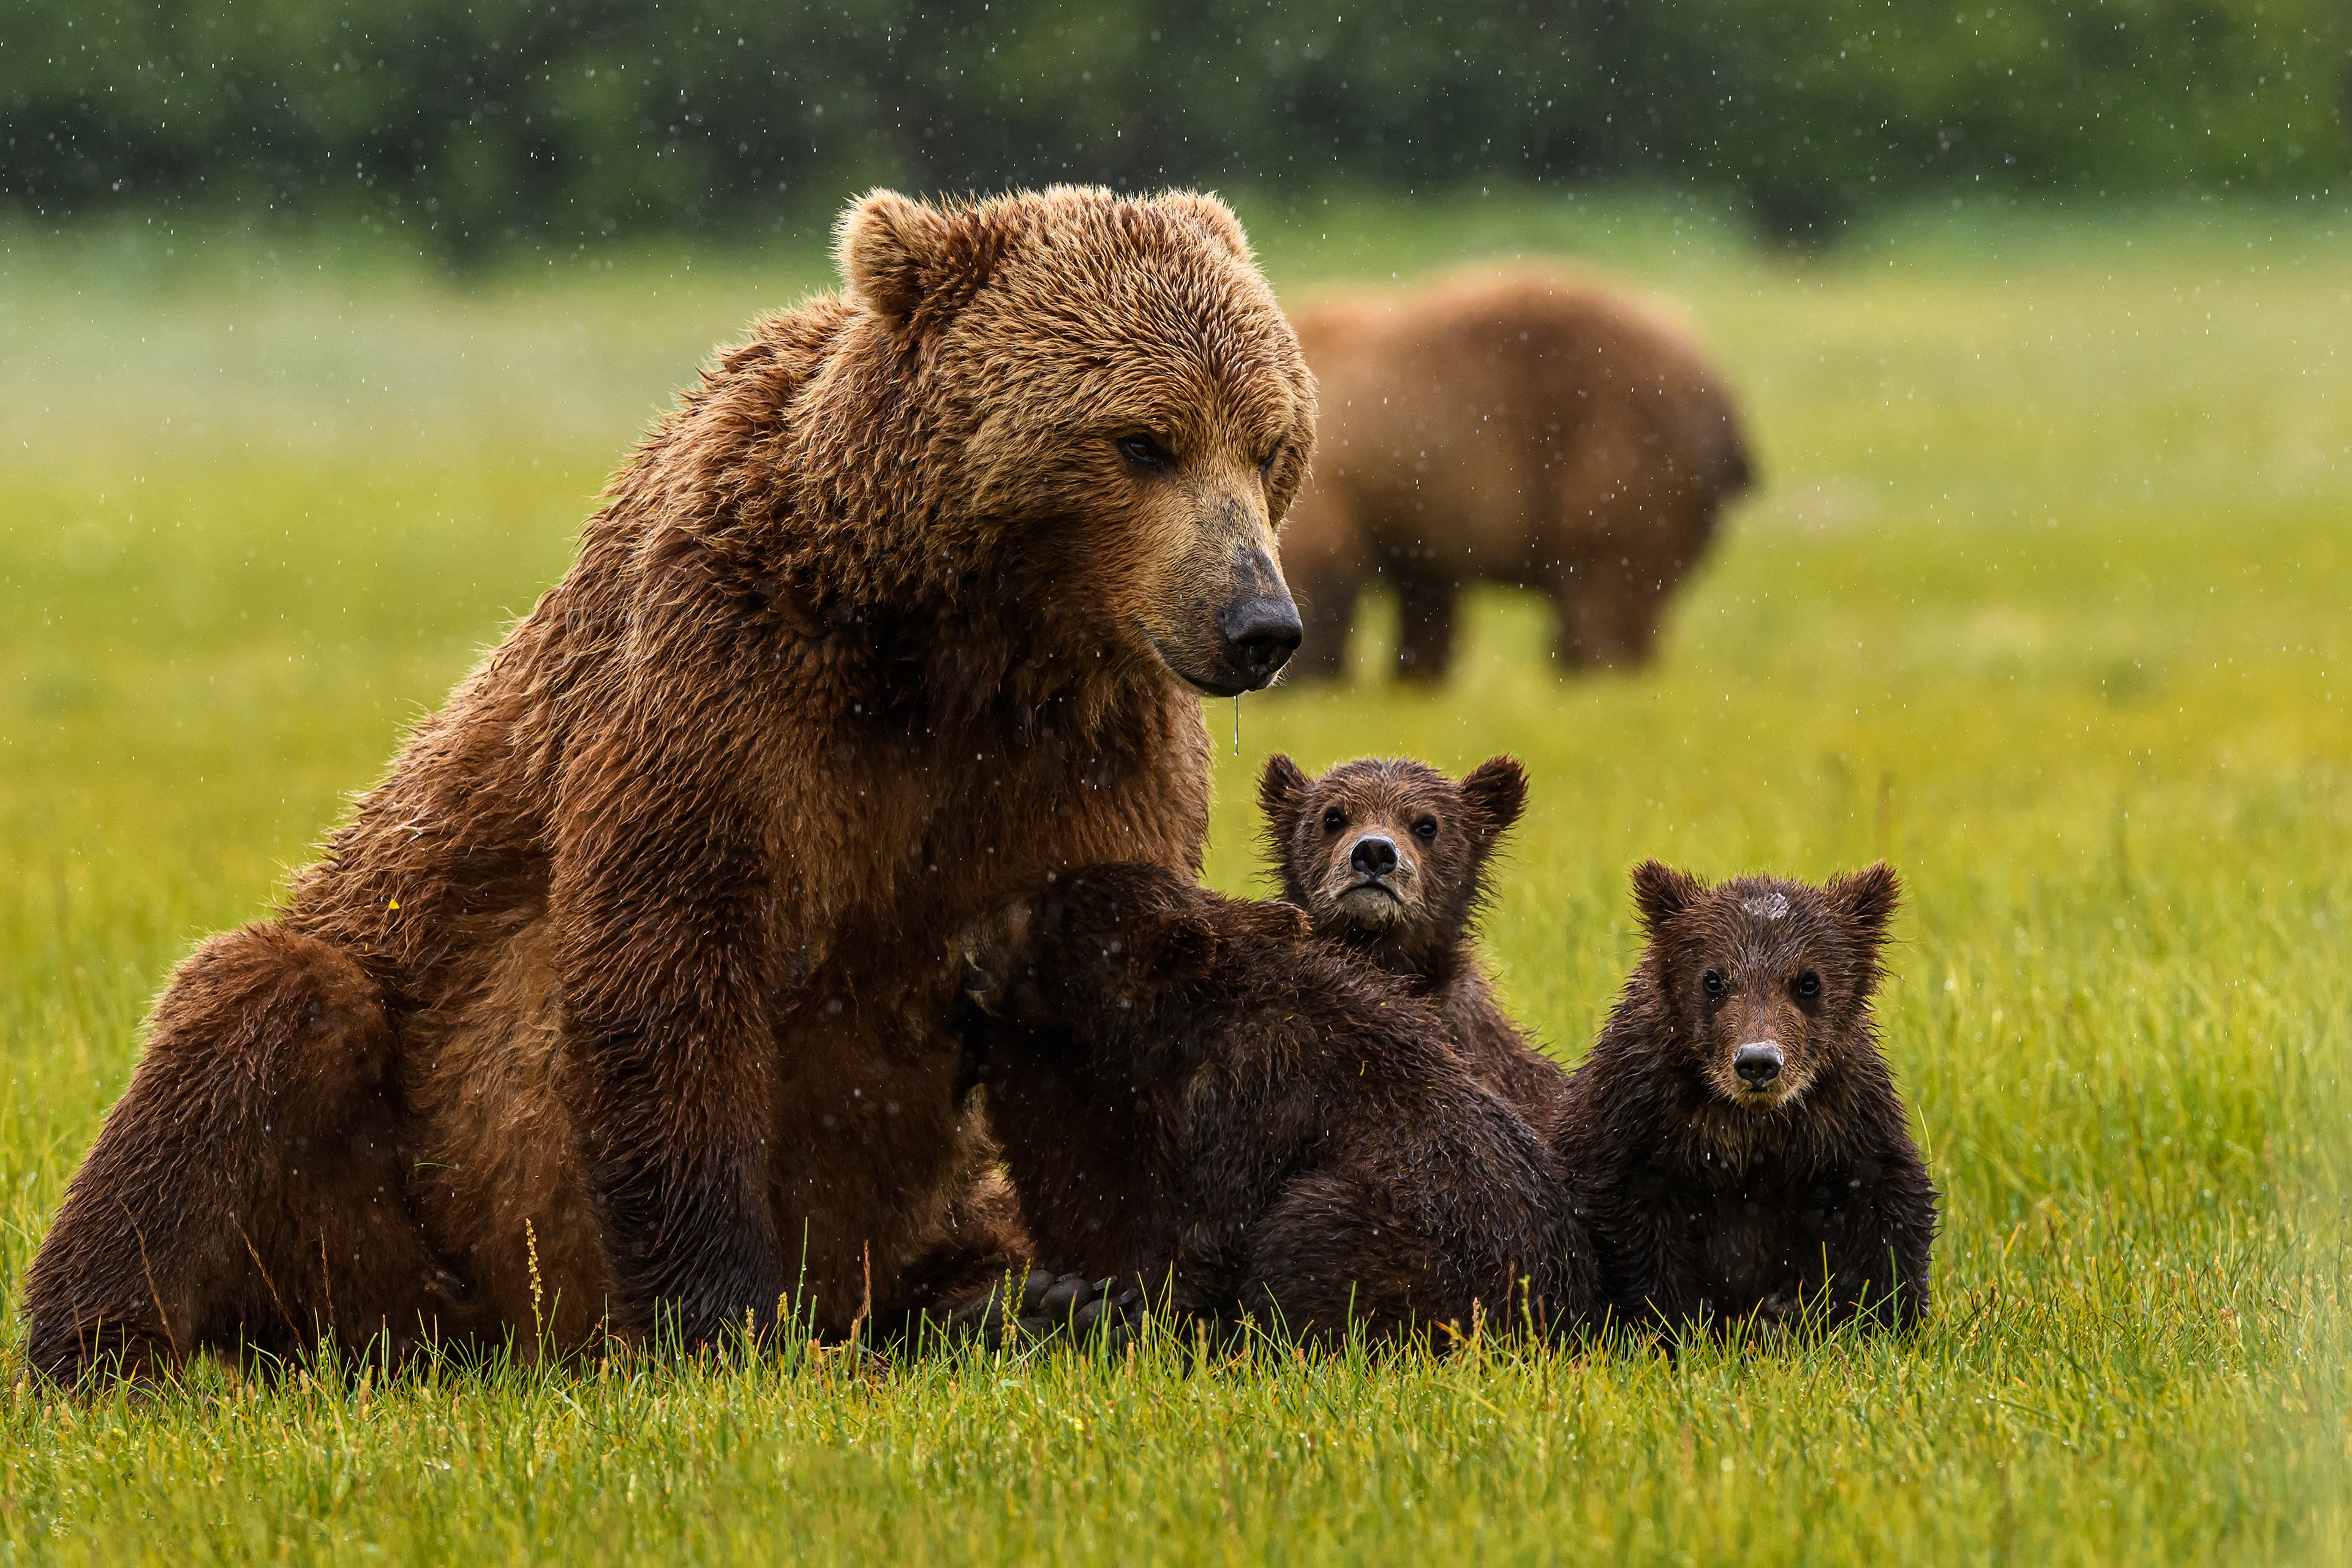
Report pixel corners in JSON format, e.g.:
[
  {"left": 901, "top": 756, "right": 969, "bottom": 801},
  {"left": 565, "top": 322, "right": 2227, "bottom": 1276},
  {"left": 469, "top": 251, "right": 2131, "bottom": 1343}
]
[
  {"left": 1734, "top": 1044, "right": 1783, "bottom": 1087},
  {"left": 1217, "top": 595, "right": 1304, "bottom": 688},
  {"left": 1351, "top": 835, "right": 1398, "bottom": 879}
]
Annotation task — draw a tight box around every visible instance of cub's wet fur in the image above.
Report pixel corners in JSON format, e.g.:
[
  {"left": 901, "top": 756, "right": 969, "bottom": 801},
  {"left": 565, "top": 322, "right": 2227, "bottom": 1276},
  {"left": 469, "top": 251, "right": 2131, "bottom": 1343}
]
[
  {"left": 1551, "top": 861, "right": 1938, "bottom": 1335},
  {"left": 1258, "top": 753, "right": 1566, "bottom": 1121},
  {"left": 957, "top": 862, "right": 1599, "bottom": 1345}
]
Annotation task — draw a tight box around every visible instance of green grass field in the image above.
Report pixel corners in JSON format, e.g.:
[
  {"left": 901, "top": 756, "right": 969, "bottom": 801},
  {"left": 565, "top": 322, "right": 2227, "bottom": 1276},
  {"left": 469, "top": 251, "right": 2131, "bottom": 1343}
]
[{"left": 2, "top": 190, "right": 2348, "bottom": 1564}]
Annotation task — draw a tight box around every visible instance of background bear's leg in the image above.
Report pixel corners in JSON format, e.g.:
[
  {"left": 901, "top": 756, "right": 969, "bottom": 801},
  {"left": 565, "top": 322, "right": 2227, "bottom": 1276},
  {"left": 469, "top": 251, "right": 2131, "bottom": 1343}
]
[
  {"left": 1544, "top": 557, "right": 1602, "bottom": 673},
  {"left": 1393, "top": 572, "right": 1458, "bottom": 684},
  {"left": 1599, "top": 576, "right": 1673, "bottom": 668},
  {"left": 1291, "top": 570, "right": 1362, "bottom": 682},
  {"left": 1613, "top": 491, "right": 1721, "bottom": 667},
  {"left": 22, "top": 923, "right": 477, "bottom": 1383},
  {"left": 1591, "top": 529, "right": 1681, "bottom": 668}
]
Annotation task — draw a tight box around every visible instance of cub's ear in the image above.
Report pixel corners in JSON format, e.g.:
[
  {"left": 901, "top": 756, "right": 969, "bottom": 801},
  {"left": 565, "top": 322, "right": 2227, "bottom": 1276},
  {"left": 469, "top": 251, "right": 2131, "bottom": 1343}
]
[
  {"left": 1460, "top": 755, "right": 1528, "bottom": 843},
  {"left": 1142, "top": 913, "right": 1221, "bottom": 985},
  {"left": 1630, "top": 859, "right": 1706, "bottom": 935},
  {"left": 1155, "top": 190, "right": 1254, "bottom": 263},
  {"left": 835, "top": 189, "right": 1004, "bottom": 335},
  {"left": 1828, "top": 861, "right": 1902, "bottom": 945},
  {"left": 1258, "top": 753, "right": 1312, "bottom": 830}
]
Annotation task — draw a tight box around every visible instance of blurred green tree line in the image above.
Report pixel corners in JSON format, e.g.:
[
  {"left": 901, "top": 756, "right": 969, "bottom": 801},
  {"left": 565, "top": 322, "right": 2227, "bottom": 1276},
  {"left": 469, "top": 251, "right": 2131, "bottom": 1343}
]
[{"left": 7, "top": 0, "right": 2346, "bottom": 252}]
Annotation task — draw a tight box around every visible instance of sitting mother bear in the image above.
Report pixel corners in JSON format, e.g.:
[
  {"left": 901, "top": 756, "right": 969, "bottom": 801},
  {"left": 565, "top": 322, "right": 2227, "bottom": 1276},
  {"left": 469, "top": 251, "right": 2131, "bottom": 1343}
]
[{"left": 26, "top": 186, "right": 1316, "bottom": 1380}]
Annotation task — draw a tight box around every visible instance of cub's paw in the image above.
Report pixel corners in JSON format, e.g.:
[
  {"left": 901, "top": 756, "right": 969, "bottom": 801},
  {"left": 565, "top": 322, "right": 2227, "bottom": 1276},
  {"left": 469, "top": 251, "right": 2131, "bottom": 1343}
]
[
  {"left": 937, "top": 1265, "right": 1068, "bottom": 1348},
  {"left": 940, "top": 1270, "right": 1144, "bottom": 1351},
  {"left": 1064, "top": 1286, "right": 1150, "bottom": 1354}
]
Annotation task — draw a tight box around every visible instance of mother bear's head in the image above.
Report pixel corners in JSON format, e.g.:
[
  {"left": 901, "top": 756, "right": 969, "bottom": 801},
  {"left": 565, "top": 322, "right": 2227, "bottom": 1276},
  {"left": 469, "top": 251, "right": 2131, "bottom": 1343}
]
[{"left": 830, "top": 186, "right": 1316, "bottom": 698}]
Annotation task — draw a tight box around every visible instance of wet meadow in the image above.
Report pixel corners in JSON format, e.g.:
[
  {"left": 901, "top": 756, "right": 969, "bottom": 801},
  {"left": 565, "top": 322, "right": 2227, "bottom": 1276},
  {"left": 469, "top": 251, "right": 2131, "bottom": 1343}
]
[{"left": 1, "top": 190, "right": 2346, "bottom": 1563}]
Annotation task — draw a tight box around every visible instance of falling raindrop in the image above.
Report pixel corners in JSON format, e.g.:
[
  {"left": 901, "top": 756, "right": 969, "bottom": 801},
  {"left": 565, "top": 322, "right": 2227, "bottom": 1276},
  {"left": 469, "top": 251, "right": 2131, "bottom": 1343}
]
[{"left": 1232, "top": 696, "right": 1242, "bottom": 758}]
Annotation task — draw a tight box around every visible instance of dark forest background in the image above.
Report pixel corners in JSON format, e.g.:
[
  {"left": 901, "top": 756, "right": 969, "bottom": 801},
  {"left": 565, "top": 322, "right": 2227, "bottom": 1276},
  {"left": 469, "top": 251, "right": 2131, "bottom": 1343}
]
[{"left": 7, "top": 0, "right": 2348, "bottom": 254}]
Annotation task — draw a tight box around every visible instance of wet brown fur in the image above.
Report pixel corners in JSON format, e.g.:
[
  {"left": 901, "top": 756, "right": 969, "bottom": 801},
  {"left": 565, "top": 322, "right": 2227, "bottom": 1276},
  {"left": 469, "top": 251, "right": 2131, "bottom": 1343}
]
[
  {"left": 1548, "top": 862, "right": 1938, "bottom": 1335},
  {"left": 956, "top": 863, "right": 1599, "bottom": 1343},
  {"left": 1281, "top": 270, "right": 1751, "bottom": 681},
  {"left": 24, "top": 186, "right": 1317, "bottom": 1380},
  {"left": 1256, "top": 753, "right": 1567, "bottom": 1122}
]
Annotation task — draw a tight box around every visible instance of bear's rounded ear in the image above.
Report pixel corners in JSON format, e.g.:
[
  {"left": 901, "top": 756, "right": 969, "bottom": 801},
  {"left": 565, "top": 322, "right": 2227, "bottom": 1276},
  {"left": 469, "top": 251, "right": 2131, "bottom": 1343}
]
[
  {"left": 835, "top": 189, "right": 1005, "bottom": 335},
  {"left": 836, "top": 190, "right": 944, "bottom": 322},
  {"left": 1155, "top": 190, "right": 1254, "bottom": 263},
  {"left": 1144, "top": 913, "right": 1221, "bottom": 985},
  {"left": 1460, "top": 755, "right": 1528, "bottom": 843},
  {"left": 1630, "top": 859, "right": 1705, "bottom": 935},
  {"left": 1258, "top": 753, "right": 1311, "bottom": 825},
  {"left": 1828, "top": 861, "right": 1902, "bottom": 946}
]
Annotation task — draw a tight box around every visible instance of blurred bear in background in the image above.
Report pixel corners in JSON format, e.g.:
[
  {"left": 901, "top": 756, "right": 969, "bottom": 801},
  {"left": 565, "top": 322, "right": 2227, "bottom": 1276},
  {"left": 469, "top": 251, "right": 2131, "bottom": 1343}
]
[{"left": 1282, "top": 271, "right": 1752, "bottom": 682}]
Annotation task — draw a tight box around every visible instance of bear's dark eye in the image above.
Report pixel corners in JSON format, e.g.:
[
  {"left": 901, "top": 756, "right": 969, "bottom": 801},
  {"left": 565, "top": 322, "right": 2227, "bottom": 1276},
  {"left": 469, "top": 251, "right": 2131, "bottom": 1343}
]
[
  {"left": 1413, "top": 816, "right": 1439, "bottom": 840},
  {"left": 1258, "top": 442, "right": 1283, "bottom": 477},
  {"left": 1793, "top": 971, "right": 1822, "bottom": 1000},
  {"left": 1115, "top": 434, "right": 1174, "bottom": 471},
  {"left": 1321, "top": 807, "right": 1346, "bottom": 834},
  {"left": 1702, "top": 970, "right": 1728, "bottom": 998}
]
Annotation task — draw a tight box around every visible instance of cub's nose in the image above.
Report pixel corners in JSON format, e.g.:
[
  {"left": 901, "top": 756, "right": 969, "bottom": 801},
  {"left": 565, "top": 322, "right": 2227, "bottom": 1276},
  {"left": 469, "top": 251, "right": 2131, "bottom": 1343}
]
[
  {"left": 1350, "top": 835, "right": 1398, "bottom": 879},
  {"left": 1734, "top": 1043, "right": 1784, "bottom": 1088}
]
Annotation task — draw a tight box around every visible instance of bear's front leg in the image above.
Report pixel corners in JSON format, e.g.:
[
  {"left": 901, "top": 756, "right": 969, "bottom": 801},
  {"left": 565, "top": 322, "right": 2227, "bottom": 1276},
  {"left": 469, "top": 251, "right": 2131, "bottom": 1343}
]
[
  {"left": 1596, "top": 1166, "right": 1714, "bottom": 1335},
  {"left": 549, "top": 731, "right": 790, "bottom": 1348},
  {"left": 1805, "top": 1154, "right": 1938, "bottom": 1332}
]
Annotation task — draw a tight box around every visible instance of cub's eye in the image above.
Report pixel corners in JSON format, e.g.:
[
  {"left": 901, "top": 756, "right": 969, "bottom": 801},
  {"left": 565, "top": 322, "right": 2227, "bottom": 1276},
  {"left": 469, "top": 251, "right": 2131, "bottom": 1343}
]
[
  {"left": 1321, "top": 808, "right": 1346, "bottom": 833},
  {"left": 1115, "top": 434, "right": 1173, "bottom": 470},
  {"left": 1413, "top": 816, "right": 1439, "bottom": 841},
  {"left": 1702, "top": 970, "right": 1728, "bottom": 998},
  {"left": 1258, "top": 442, "right": 1283, "bottom": 477},
  {"left": 1793, "top": 971, "right": 1822, "bottom": 1000}
]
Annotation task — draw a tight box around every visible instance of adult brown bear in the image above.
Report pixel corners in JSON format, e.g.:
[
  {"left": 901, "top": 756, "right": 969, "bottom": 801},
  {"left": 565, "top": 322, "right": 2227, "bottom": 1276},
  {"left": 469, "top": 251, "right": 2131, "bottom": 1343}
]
[
  {"left": 25, "top": 186, "right": 1316, "bottom": 1379},
  {"left": 1280, "top": 271, "right": 1750, "bottom": 682}
]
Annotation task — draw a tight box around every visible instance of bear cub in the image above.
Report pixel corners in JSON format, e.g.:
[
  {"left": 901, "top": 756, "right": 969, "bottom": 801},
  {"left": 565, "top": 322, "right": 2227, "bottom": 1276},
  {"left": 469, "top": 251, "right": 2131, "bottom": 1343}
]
[
  {"left": 1258, "top": 758, "right": 1935, "bottom": 1338},
  {"left": 1551, "top": 861, "right": 1938, "bottom": 1333},
  {"left": 957, "top": 862, "right": 1599, "bottom": 1344},
  {"left": 1258, "top": 753, "right": 1566, "bottom": 1123}
]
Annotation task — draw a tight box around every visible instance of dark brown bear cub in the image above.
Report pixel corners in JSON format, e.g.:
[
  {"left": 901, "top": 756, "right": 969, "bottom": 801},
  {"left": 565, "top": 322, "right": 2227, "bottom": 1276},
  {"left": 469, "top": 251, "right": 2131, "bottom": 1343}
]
[
  {"left": 1551, "top": 861, "right": 1937, "bottom": 1335},
  {"left": 957, "top": 862, "right": 1599, "bottom": 1344},
  {"left": 1258, "top": 753, "right": 1566, "bottom": 1123}
]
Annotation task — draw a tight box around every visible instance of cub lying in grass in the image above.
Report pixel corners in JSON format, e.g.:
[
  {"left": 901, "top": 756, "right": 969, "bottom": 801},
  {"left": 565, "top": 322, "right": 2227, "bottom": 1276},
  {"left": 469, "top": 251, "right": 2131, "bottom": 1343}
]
[
  {"left": 956, "top": 862, "right": 1599, "bottom": 1345},
  {"left": 1554, "top": 860, "right": 1939, "bottom": 1333},
  {"left": 1255, "top": 756, "right": 1936, "bottom": 1336}
]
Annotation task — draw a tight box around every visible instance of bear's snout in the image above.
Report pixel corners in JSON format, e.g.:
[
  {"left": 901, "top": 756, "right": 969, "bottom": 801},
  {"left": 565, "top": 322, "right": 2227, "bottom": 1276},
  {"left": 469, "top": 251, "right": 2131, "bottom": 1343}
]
[
  {"left": 959, "top": 948, "right": 1017, "bottom": 1020},
  {"left": 957, "top": 898, "right": 1038, "bottom": 1016},
  {"left": 1733, "top": 1042, "right": 1784, "bottom": 1088},
  {"left": 1349, "top": 835, "right": 1399, "bottom": 880},
  {"left": 961, "top": 957, "right": 999, "bottom": 999},
  {"left": 1215, "top": 582, "right": 1304, "bottom": 689}
]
